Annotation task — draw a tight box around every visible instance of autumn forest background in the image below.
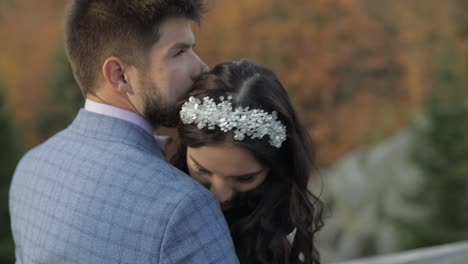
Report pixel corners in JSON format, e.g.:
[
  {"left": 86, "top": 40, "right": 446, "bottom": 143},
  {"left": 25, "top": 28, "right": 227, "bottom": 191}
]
[{"left": 1, "top": 0, "right": 468, "bottom": 263}]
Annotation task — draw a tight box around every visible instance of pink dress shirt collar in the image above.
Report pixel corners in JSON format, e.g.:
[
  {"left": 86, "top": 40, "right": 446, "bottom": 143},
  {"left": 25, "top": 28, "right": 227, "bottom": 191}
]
[
  {"left": 84, "top": 99, "right": 153, "bottom": 135},
  {"left": 84, "top": 99, "right": 172, "bottom": 153}
]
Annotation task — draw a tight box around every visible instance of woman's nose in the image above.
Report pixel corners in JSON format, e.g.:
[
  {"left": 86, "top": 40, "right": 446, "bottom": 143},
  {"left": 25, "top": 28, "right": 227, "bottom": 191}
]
[{"left": 209, "top": 180, "right": 234, "bottom": 204}]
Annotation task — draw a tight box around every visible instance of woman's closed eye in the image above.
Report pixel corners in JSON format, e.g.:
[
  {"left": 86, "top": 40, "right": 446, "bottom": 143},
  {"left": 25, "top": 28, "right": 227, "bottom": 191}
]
[
  {"left": 195, "top": 165, "right": 211, "bottom": 175},
  {"left": 236, "top": 175, "right": 255, "bottom": 183}
]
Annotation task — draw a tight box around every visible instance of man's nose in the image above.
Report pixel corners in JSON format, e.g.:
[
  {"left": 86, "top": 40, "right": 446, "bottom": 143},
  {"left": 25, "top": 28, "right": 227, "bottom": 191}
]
[
  {"left": 193, "top": 53, "right": 209, "bottom": 76},
  {"left": 200, "top": 60, "right": 209, "bottom": 73},
  {"left": 196, "top": 57, "right": 209, "bottom": 75}
]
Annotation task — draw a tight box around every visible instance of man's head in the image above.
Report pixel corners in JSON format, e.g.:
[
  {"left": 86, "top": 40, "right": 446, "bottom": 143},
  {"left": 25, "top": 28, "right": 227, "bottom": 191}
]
[{"left": 65, "top": 0, "right": 208, "bottom": 127}]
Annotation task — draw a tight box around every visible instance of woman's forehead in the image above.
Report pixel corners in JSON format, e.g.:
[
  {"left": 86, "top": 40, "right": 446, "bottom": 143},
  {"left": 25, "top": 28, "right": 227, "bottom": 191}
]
[{"left": 187, "top": 144, "right": 264, "bottom": 174}]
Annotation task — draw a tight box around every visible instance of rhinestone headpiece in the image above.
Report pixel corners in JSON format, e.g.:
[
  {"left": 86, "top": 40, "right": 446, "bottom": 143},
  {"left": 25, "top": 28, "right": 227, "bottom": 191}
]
[{"left": 180, "top": 96, "right": 287, "bottom": 148}]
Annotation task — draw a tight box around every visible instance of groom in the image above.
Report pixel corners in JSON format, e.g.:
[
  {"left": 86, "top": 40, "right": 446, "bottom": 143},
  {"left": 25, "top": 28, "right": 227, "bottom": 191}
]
[{"left": 9, "top": 1, "right": 238, "bottom": 263}]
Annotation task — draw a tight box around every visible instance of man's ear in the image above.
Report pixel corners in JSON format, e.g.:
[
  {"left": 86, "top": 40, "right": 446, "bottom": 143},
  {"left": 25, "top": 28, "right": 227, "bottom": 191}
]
[{"left": 102, "top": 57, "right": 133, "bottom": 94}]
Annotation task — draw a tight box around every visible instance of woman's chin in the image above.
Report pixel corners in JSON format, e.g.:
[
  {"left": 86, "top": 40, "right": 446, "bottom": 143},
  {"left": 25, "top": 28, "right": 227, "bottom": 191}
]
[{"left": 221, "top": 203, "right": 233, "bottom": 211}]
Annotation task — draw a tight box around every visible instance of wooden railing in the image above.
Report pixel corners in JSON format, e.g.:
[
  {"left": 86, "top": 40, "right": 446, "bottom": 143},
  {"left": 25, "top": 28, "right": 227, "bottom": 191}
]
[{"left": 332, "top": 241, "right": 468, "bottom": 264}]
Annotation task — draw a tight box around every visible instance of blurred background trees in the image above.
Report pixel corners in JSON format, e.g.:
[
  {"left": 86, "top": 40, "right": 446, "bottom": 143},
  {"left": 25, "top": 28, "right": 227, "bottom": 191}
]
[
  {"left": 0, "top": 83, "right": 23, "bottom": 263},
  {"left": 400, "top": 47, "right": 468, "bottom": 249},
  {"left": 36, "top": 48, "right": 83, "bottom": 139}
]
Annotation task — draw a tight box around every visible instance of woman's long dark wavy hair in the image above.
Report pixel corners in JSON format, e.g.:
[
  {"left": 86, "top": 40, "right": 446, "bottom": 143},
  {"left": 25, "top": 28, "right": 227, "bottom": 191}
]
[{"left": 171, "top": 60, "right": 324, "bottom": 264}]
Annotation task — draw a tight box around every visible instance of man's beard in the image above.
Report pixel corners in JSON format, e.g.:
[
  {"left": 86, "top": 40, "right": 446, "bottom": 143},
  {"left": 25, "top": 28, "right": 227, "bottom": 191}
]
[
  {"left": 144, "top": 98, "right": 180, "bottom": 128},
  {"left": 140, "top": 77, "right": 183, "bottom": 128}
]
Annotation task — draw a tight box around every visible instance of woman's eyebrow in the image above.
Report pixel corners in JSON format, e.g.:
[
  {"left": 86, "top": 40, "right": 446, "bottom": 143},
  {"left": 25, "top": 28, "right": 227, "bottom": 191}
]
[
  {"left": 189, "top": 155, "right": 265, "bottom": 178},
  {"left": 228, "top": 169, "right": 264, "bottom": 179},
  {"left": 189, "top": 155, "right": 211, "bottom": 172}
]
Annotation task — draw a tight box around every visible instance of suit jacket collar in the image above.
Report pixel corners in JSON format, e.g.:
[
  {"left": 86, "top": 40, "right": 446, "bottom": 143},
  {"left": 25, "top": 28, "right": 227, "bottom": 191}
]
[{"left": 68, "top": 109, "right": 165, "bottom": 159}]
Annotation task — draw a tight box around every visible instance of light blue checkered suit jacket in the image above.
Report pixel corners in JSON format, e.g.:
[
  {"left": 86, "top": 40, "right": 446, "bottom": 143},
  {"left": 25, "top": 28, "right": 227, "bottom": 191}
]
[{"left": 9, "top": 109, "right": 239, "bottom": 264}]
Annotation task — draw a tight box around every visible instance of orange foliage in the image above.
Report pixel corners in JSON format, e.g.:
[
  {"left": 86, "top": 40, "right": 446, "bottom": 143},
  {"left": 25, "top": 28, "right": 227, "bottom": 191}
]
[
  {"left": 196, "top": 0, "right": 410, "bottom": 164},
  {"left": 1, "top": 0, "right": 465, "bottom": 164},
  {"left": 0, "top": 0, "right": 65, "bottom": 127}
]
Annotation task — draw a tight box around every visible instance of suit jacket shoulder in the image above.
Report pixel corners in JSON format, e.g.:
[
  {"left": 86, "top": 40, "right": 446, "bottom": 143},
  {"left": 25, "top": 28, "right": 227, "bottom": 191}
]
[{"left": 9, "top": 110, "right": 238, "bottom": 264}]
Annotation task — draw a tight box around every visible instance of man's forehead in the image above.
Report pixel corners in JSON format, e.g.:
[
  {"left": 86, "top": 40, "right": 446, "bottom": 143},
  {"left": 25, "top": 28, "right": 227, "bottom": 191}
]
[{"left": 157, "top": 18, "right": 195, "bottom": 45}]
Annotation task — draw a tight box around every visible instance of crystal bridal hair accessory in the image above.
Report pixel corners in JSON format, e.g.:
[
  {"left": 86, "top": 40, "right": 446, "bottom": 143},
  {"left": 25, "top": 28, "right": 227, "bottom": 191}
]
[{"left": 180, "top": 95, "right": 287, "bottom": 148}]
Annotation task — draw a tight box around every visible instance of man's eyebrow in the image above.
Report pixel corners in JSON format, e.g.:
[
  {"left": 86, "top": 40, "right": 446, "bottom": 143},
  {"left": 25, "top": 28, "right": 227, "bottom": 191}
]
[{"left": 170, "top": 42, "right": 195, "bottom": 51}]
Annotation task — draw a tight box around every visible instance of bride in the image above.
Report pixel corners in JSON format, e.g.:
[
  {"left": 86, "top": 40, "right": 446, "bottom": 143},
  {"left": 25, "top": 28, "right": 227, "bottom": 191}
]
[{"left": 171, "top": 60, "right": 324, "bottom": 264}]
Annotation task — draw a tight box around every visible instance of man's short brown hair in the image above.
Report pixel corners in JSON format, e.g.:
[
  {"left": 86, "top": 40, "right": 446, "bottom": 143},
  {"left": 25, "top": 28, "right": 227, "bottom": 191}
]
[{"left": 64, "top": 0, "right": 205, "bottom": 95}]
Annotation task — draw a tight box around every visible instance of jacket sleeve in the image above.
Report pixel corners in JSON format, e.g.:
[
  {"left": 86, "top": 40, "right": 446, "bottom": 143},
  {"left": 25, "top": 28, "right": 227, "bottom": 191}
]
[{"left": 159, "top": 188, "right": 239, "bottom": 264}]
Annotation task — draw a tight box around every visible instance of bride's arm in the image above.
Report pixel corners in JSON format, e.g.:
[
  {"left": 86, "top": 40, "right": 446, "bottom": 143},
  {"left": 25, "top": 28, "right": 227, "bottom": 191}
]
[{"left": 283, "top": 238, "right": 292, "bottom": 264}]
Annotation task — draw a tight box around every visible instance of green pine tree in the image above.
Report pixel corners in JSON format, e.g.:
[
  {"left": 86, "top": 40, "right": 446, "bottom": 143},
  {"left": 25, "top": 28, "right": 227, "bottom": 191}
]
[
  {"left": 401, "top": 48, "right": 468, "bottom": 249},
  {"left": 37, "top": 48, "right": 83, "bottom": 139},
  {"left": 0, "top": 84, "right": 23, "bottom": 264}
]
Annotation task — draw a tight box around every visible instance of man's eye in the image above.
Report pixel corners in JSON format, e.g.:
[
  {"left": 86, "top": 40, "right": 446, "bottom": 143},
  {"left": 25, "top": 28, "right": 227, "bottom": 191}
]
[
  {"left": 237, "top": 175, "right": 254, "bottom": 183},
  {"left": 174, "top": 49, "right": 185, "bottom": 57}
]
